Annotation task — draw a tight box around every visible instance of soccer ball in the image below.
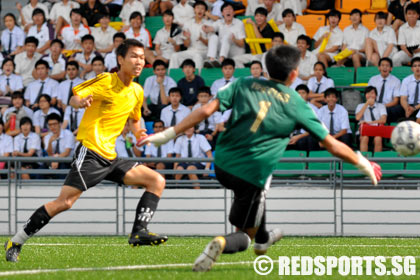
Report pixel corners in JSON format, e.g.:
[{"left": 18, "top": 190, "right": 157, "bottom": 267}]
[{"left": 391, "top": 121, "right": 420, "bottom": 156}]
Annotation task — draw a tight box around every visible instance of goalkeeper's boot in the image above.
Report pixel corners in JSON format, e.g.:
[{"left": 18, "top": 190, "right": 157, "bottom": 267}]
[
  {"left": 254, "top": 228, "right": 283, "bottom": 255},
  {"left": 128, "top": 228, "right": 168, "bottom": 246},
  {"left": 193, "top": 236, "right": 226, "bottom": 272},
  {"left": 5, "top": 240, "right": 22, "bottom": 262}
]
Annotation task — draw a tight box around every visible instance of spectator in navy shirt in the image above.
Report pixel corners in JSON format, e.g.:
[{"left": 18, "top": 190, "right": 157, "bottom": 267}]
[{"left": 177, "top": 59, "right": 205, "bottom": 108}]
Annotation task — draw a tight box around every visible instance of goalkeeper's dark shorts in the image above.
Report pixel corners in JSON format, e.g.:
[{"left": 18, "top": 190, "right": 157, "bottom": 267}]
[
  {"left": 64, "top": 144, "right": 139, "bottom": 191},
  {"left": 215, "top": 165, "right": 268, "bottom": 230}
]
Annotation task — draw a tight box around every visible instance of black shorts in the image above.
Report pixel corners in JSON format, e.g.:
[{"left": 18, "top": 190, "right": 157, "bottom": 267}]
[
  {"left": 177, "top": 162, "right": 205, "bottom": 170},
  {"left": 64, "top": 145, "right": 139, "bottom": 191},
  {"left": 215, "top": 165, "right": 268, "bottom": 230}
]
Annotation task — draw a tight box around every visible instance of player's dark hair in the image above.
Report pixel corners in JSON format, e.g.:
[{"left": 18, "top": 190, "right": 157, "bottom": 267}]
[
  {"left": 25, "top": 36, "right": 39, "bottom": 47},
  {"left": 20, "top": 116, "right": 33, "bottom": 128},
  {"left": 379, "top": 57, "right": 393, "bottom": 68},
  {"left": 35, "top": 59, "right": 49, "bottom": 69},
  {"left": 222, "top": 58, "right": 235, "bottom": 68},
  {"left": 2, "top": 57, "right": 15, "bottom": 70},
  {"left": 265, "top": 45, "right": 300, "bottom": 82},
  {"left": 272, "top": 32, "right": 284, "bottom": 41},
  {"left": 11, "top": 91, "right": 24, "bottom": 100},
  {"left": 375, "top": 11, "right": 387, "bottom": 20},
  {"left": 39, "top": 94, "right": 52, "bottom": 104},
  {"left": 350, "top": 8, "right": 362, "bottom": 17},
  {"left": 411, "top": 57, "right": 420, "bottom": 65},
  {"left": 92, "top": 55, "right": 105, "bottom": 65},
  {"left": 198, "top": 86, "right": 211, "bottom": 95},
  {"left": 51, "top": 38, "right": 64, "bottom": 49},
  {"left": 66, "top": 60, "right": 79, "bottom": 70},
  {"left": 181, "top": 59, "right": 195, "bottom": 68},
  {"left": 32, "top": 8, "right": 46, "bottom": 22},
  {"left": 129, "top": 11, "right": 143, "bottom": 21},
  {"left": 255, "top": 7, "right": 268, "bottom": 17},
  {"left": 295, "top": 84, "right": 309, "bottom": 93},
  {"left": 406, "top": 3, "right": 419, "bottom": 14},
  {"left": 116, "top": 39, "right": 144, "bottom": 69},
  {"left": 282, "top": 8, "right": 295, "bottom": 18},
  {"left": 4, "top": 13, "right": 17, "bottom": 25},
  {"left": 70, "top": 8, "right": 82, "bottom": 17},
  {"left": 113, "top": 32, "right": 126, "bottom": 41},
  {"left": 250, "top": 60, "right": 263, "bottom": 68},
  {"left": 81, "top": 34, "right": 94, "bottom": 43},
  {"left": 153, "top": 59, "right": 167, "bottom": 69},
  {"left": 163, "top": 10, "right": 174, "bottom": 17},
  {"left": 324, "top": 87, "right": 339, "bottom": 98},
  {"left": 364, "top": 86, "right": 378, "bottom": 97},
  {"left": 221, "top": 2, "right": 234, "bottom": 12},
  {"left": 327, "top": 9, "right": 341, "bottom": 21},
  {"left": 169, "top": 87, "right": 182, "bottom": 95},
  {"left": 46, "top": 113, "right": 62, "bottom": 123},
  {"left": 297, "top": 34, "right": 311, "bottom": 46},
  {"left": 193, "top": 1, "right": 208, "bottom": 10}
]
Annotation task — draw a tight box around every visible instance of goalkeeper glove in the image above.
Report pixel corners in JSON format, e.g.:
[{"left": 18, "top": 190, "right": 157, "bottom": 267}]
[{"left": 355, "top": 151, "right": 382, "bottom": 185}]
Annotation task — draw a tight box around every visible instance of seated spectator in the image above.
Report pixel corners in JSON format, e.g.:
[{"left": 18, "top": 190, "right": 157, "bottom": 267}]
[
  {"left": 91, "top": 13, "right": 116, "bottom": 56},
  {"left": 43, "top": 113, "right": 75, "bottom": 174},
  {"left": 177, "top": 59, "right": 205, "bottom": 107},
  {"left": 400, "top": 57, "right": 420, "bottom": 119},
  {"left": 335, "top": 9, "right": 369, "bottom": 70},
  {"left": 1, "top": 13, "right": 25, "bottom": 56},
  {"left": 313, "top": 9, "right": 343, "bottom": 68},
  {"left": 368, "top": 57, "right": 404, "bottom": 123},
  {"left": 387, "top": 0, "right": 409, "bottom": 34},
  {"left": 210, "top": 58, "right": 236, "bottom": 95},
  {"left": 173, "top": 0, "right": 194, "bottom": 26},
  {"left": 392, "top": 3, "right": 420, "bottom": 67},
  {"left": 104, "top": 0, "right": 123, "bottom": 18},
  {"left": 27, "top": 8, "right": 54, "bottom": 55},
  {"left": 62, "top": 106, "right": 85, "bottom": 136},
  {"left": 81, "top": 0, "right": 109, "bottom": 27},
  {"left": 144, "top": 120, "right": 174, "bottom": 172},
  {"left": 32, "top": 94, "right": 61, "bottom": 138},
  {"left": 365, "top": 11, "right": 397, "bottom": 67},
  {"left": 24, "top": 59, "right": 59, "bottom": 110},
  {"left": 168, "top": 1, "right": 211, "bottom": 70},
  {"left": 151, "top": 10, "right": 182, "bottom": 65},
  {"left": 91, "top": 56, "right": 106, "bottom": 77},
  {"left": 42, "top": 39, "right": 67, "bottom": 81},
  {"left": 115, "top": 121, "right": 141, "bottom": 158},
  {"left": 0, "top": 119, "right": 13, "bottom": 168},
  {"left": 173, "top": 126, "right": 212, "bottom": 186},
  {"left": 71, "top": 34, "right": 102, "bottom": 79},
  {"left": 60, "top": 8, "right": 91, "bottom": 50},
  {"left": 252, "top": 0, "right": 284, "bottom": 25},
  {"left": 203, "top": 3, "right": 245, "bottom": 67},
  {"left": 0, "top": 59, "right": 24, "bottom": 97},
  {"left": 318, "top": 88, "right": 352, "bottom": 147},
  {"left": 14, "top": 36, "right": 42, "bottom": 87},
  {"left": 297, "top": 34, "right": 317, "bottom": 82},
  {"left": 249, "top": 60, "right": 266, "bottom": 79},
  {"left": 124, "top": 12, "right": 153, "bottom": 63},
  {"left": 119, "top": 0, "right": 146, "bottom": 29},
  {"left": 104, "top": 32, "right": 126, "bottom": 72},
  {"left": 278, "top": 9, "right": 306, "bottom": 47},
  {"left": 57, "top": 61, "right": 84, "bottom": 110},
  {"left": 261, "top": 32, "right": 284, "bottom": 77},
  {"left": 355, "top": 86, "right": 387, "bottom": 153},
  {"left": 149, "top": 0, "right": 173, "bottom": 17},
  {"left": 13, "top": 116, "right": 41, "bottom": 180},
  {"left": 307, "top": 61, "right": 334, "bottom": 108},
  {"left": 3, "top": 92, "right": 34, "bottom": 137},
  {"left": 49, "top": 0, "right": 80, "bottom": 37},
  {"left": 143, "top": 60, "right": 177, "bottom": 121},
  {"left": 160, "top": 87, "right": 191, "bottom": 127},
  {"left": 16, "top": 0, "right": 49, "bottom": 32}
]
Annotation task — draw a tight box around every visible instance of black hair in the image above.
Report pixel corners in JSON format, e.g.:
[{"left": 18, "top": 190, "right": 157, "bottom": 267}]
[
  {"left": 163, "top": 10, "right": 174, "bottom": 17},
  {"left": 282, "top": 8, "right": 295, "bottom": 18},
  {"left": 66, "top": 60, "right": 79, "bottom": 70},
  {"left": 98, "top": 13, "right": 110, "bottom": 20},
  {"left": 2, "top": 57, "right": 15, "bottom": 70},
  {"left": 81, "top": 34, "right": 95, "bottom": 43},
  {"left": 32, "top": 8, "right": 46, "bottom": 22},
  {"left": 255, "top": 7, "right": 268, "bottom": 17},
  {"left": 350, "top": 8, "right": 362, "bottom": 17},
  {"left": 4, "top": 13, "right": 17, "bottom": 25},
  {"left": 250, "top": 60, "right": 263, "bottom": 68},
  {"left": 169, "top": 87, "right": 182, "bottom": 95},
  {"left": 0, "top": 117, "right": 3, "bottom": 127},
  {"left": 379, "top": 57, "right": 393, "bottom": 68},
  {"left": 181, "top": 59, "right": 195, "bottom": 68},
  {"left": 11, "top": 91, "right": 24, "bottom": 100},
  {"left": 272, "top": 32, "right": 284, "bottom": 40},
  {"left": 406, "top": 3, "right": 419, "bottom": 14},
  {"left": 115, "top": 39, "right": 144, "bottom": 69},
  {"left": 221, "top": 58, "right": 235, "bottom": 68},
  {"left": 153, "top": 120, "right": 164, "bottom": 127},
  {"left": 46, "top": 113, "right": 62, "bottom": 123},
  {"left": 364, "top": 86, "right": 378, "bottom": 96},
  {"left": 38, "top": 94, "right": 52, "bottom": 104},
  {"left": 265, "top": 45, "right": 300, "bottom": 82},
  {"left": 327, "top": 9, "right": 341, "bottom": 21},
  {"left": 51, "top": 38, "right": 64, "bottom": 49},
  {"left": 153, "top": 59, "right": 167, "bottom": 69},
  {"left": 25, "top": 36, "right": 39, "bottom": 47},
  {"left": 297, "top": 34, "right": 311, "bottom": 46},
  {"left": 35, "top": 59, "right": 49, "bottom": 69},
  {"left": 129, "top": 11, "right": 143, "bottom": 21},
  {"left": 375, "top": 11, "right": 387, "bottom": 20},
  {"left": 92, "top": 55, "right": 105, "bottom": 65},
  {"left": 20, "top": 117, "right": 33, "bottom": 128},
  {"left": 314, "top": 61, "right": 327, "bottom": 74},
  {"left": 70, "top": 8, "right": 82, "bottom": 17},
  {"left": 221, "top": 2, "right": 234, "bottom": 12},
  {"left": 411, "top": 57, "right": 420, "bottom": 65},
  {"left": 295, "top": 84, "right": 309, "bottom": 93},
  {"left": 193, "top": 0, "right": 208, "bottom": 10},
  {"left": 113, "top": 32, "right": 126, "bottom": 41},
  {"left": 197, "top": 86, "right": 211, "bottom": 95},
  {"left": 324, "top": 87, "right": 339, "bottom": 98}
]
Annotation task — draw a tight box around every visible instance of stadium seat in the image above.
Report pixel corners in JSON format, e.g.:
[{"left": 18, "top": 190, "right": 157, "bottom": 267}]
[
  {"left": 404, "top": 153, "right": 420, "bottom": 178},
  {"left": 234, "top": 68, "right": 251, "bottom": 78},
  {"left": 366, "top": 0, "right": 388, "bottom": 13},
  {"left": 200, "top": 68, "right": 223, "bottom": 86},
  {"left": 273, "top": 150, "right": 306, "bottom": 177},
  {"left": 135, "top": 67, "right": 154, "bottom": 86},
  {"left": 326, "top": 67, "right": 355, "bottom": 86},
  {"left": 355, "top": 67, "right": 380, "bottom": 84},
  {"left": 373, "top": 151, "right": 403, "bottom": 178},
  {"left": 145, "top": 16, "right": 164, "bottom": 39},
  {"left": 169, "top": 68, "right": 198, "bottom": 82},
  {"left": 363, "top": 14, "right": 378, "bottom": 31},
  {"left": 392, "top": 66, "right": 412, "bottom": 81},
  {"left": 307, "top": 150, "right": 337, "bottom": 177},
  {"left": 335, "top": 0, "right": 370, "bottom": 13},
  {"left": 338, "top": 15, "right": 352, "bottom": 31},
  {"left": 296, "top": 15, "right": 325, "bottom": 39},
  {"left": 304, "top": 0, "right": 331, "bottom": 15}
]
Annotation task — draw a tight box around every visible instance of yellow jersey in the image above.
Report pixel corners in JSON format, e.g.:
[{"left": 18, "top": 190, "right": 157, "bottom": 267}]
[{"left": 73, "top": 72, "right": 143, "bottom": 160}]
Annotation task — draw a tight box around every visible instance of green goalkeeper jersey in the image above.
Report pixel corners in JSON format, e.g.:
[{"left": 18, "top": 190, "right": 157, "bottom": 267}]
[{"left": 215, "top": 77, "right": 329, "bottom": 188}]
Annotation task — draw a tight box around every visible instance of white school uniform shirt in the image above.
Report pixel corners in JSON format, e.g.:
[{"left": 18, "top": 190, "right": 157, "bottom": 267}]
[
  {"left": 49, "top": 1, "right": 80, "bottom": 24},
  {"left": 307, "top": 76, "right": 335, "bottom": 93},
  {"left": 211, "top": 0, "right": 224, "bottom": 18},
  {"left": 342, "top": 24, "right": 369, "bottom": 51},
  {"left": 173, "top": 2, "right": 195, "bottom": 25},
  {"left": 27, "top": 23, "right": 55, "bottom": 49},
  {"left": 153, "top": 27, "right": 183, "bottom": 60},
  {"left": 0, "top": 74, "right": 24, "bottom": 93},
  {"left": 313, "top": 26, "right": 343, "bottom": 54},
  {"left": 182, "top": 18, "right": 211, "bottom": 52},
  {"left": 73, "top": 51, "right": 101, "bottom": 79},
  {"left": 115, "top": 133, "right": 137, "bottom": 158},
  {"left": 119, "top": 0, "right": 146, "bottom": 26},
  {"left": 192, "top": 103, "right": 222, "bottom": 131},
  {"left": 2, "top": 106, "right": 34, "bottom": 123},
  {"left": 43, "top": 129, "right": 75, "bottom": 156},
  {"left": 61, "top": 24, "right": 91, "bottom": 50},
  {"left": 298, "top": 50, "right": 317, "bottom": 79},
  {"left": 253, "top": 3, "right": 283, "bottom": 22},
  {"left": 211, "top": 77, "right": 237, "bottom": 96},
  {"left": 397, "top": 21, "right": 420, "bottom": 48},
  {"left": 104, "top": 51, "right": 117, "bottom": 71},
  {"left": 42, "top": 53, "right": 67, "bottom": 76},
  {"left": 174, "top": 134, "right": 212, "bottom": 164},
  {"left": 64, "top": 106, "right": 85, "bottom": 130},
  {"left": 56, "top": 77, "right": 85, "bottom": 104},
  {"left": 278, "top": 22, "right": 306, "bottom": 46},
  {"left": 368, "top": 74, "right": 401, "bottom": 104},
  {"left": 24, "top": 78, "right": 59, "bottom": 105},
  {"left": 33, "top": 107, "right": 61, "bottom": 129},
  {"left": 124, "top": 27, "right": 152, "bottom": 48},
  {"left": 297, "top": 101, "right": 320, "bottom": 134},
  {"left": 160, "top": 104, "right": 191, "bottom": 127},
  {"left": 400, "top": 74, "right": 420, "bottom": 104},
  {"left": 1, "top": 26, "right": 25, "bottom": 54},
  {"left": 91, "top": 26, "right": 116, "bottom": 54},
  {"left": 211, "top": 18, "right": 246, "bottom": 41},
  {"left": 14, "top": 51, "right": 42, "bottom": 86},
  {"left": 143, "top": 75, "right": 177, "bottom": 105},
  {"left": 0, "top": 133, "right": 13, "bottom": 155},
  {"left": 145, "top": 140, "right": 174, "bottom": 157},
  {"left": 318, "top": 104, "right": 352, "bottom": 134},
  {"left": 14, "top": 132, "right": 41, "bottom": 156},
  {"left": 355, "top": 102, "right": 387, "bottom": 123},
  {"left": 290, "top": 76, "right": 304, "bottom": 90},
  {"left": 368, "top": 26, "right": 397, "bottom": 57},
  {"left": 19, "top": 2, "right": 50, "bottom": 26}
]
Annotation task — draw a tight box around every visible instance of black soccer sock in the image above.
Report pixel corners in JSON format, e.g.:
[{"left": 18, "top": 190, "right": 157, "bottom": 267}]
[
  {"left": 23, "top": 205, "right": 51, "bottom": 237},
  {"left": 222, "top": 232, "right": 250, "bottom": 254},
  {"left": 131, "top": 191, "right": 160, "bottom": 233},
  {"left": 255, "top": 213, "right": 269, "bottom": 244}
]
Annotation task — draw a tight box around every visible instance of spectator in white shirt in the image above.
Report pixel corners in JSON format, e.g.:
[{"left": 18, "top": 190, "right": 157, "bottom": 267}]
[
  {"left": 59, "top": 8, "right": 91, "bottom": 50},
  {"left": 355, "top": 86, "right": 387, "bottom": 152},
  {"left": 62, "top": 106, "right": 85, "bottom": 136},
  {"left": 3, "top": 92, "right": 34, "bottom": 137},
  {"left": 278, "top": 9, "right": 306, "bottom": 47},
  {"left": 400, "top": 57, "right": 420, "bottom": 119},
  {"left": 104, "top": 32, "right": 126, "bottom": 72},
  {"left": 254, "top": 0, "right": 284, "bottom": 25},
  {"left": 307, "top": 61, "right": 335, "bottom": 108},
  {"left": 115, "top": 121, "right": 141, "bottom": 158},
  {"left": 16, "top": 0, "right": 49, "bottom": 32},
  {"left": 160, "top": 87, "right": 191, "bottom": 128},
  {"left": 91, "top": 55, "right": 106, "bottom": 77},
  {"left": 49, "top": 0, "right": 80, "bottom": 36},
  {"left": 32, "top": 94, "right": 61, "bottom": 138},
  {"left": 297, "top": 34, "right": 317, "bottom": 82},
  {"left": 124, "top": 12, "right": 153, "bottom": 63},
  {"left": 14, "top": 36, "right": 42, "bottom": 87},
  {"left": 27, "top": 8, "right": 55, "bottom": 55},
  {"left": 0, "top": 119, "right": 13, "bottom": 161},
  {"left": 249, "top": 60, "right": 266, "bottom": 80},
  {"left": 211, "top": 58, "right": 236, "bottom": 95},
  {"left": 91, "top": 13, "right": 116, "bottom": 56},
  {"left": 71, "top": 34, "right": 102, "bottom": 79},
  {"left": 0, "top": 58, "right": 24, "bottom": 97},
  {"left": 173, "top": 0, "right": 194, "bottom": 26},
  {"left": 365, "top": 11, "right": 397, "bottom": 67},
  {"left": 144, "top": 120, "right": 174, "bottom": 172},
  {"left": 57, "top": 61, "right": 84, "bottom": 111},
  {"left": 1, "top": 13, "right": 25, "bottom": 56},
  {"left": 119, "top": 0, "right": 146, "bottom": 28},
  {"left": 41, "top": 39, "right": 67, "bottom": 81}
]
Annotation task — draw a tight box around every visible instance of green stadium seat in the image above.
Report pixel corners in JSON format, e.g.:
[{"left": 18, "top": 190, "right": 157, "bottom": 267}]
[
  {"left": 307, "top": 150, "right": 337, "bottom": 177},
  {"left": 135, "top": 67, "right": 154, "bottom": 86},
  {"left": 392, "top": 66, "right": 412, "bottom": 81},
  {"left": 145, "top": 16, "right": 164, "bottom": 39},
  {"left": 237, "top": 15, "right": 255, "bottom": 21},
  {"left": 403, "top": 153, "right": 420, "bottom": 178},
  {"left": 326, "top": 67, "right": 355, "bottom": 87},
  {"left": 273, "top": 150, "right": 306, "bottom": 177},
  {"left": 355, "top": 67, "right": 380, "bottom": 84},
  {"left": 234, "top": 68, "right": 251, "bottom": 78},
  {"left": 200, "top": 68, "right": 223, "bottom": 86},
  {"left": 169, "top": 68, "right": 198, "bottom": 82},
  {"left": 373, "top": 151, "right": 403, "bottom": 178}
]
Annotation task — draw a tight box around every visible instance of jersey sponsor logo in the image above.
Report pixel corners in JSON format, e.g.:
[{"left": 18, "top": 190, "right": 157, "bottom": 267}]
[{"left": 251, "top": 82, "right": 290, "bottom": 103}]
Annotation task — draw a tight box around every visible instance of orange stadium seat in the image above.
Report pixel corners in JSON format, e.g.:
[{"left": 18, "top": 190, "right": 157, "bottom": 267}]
[
  {"left": 335, "top": 0, "right": 371, "bottom": 14},
  {"left": 366, "top": 0, "right": 388, "bottom": 13},
  {"left": 338, "top": 14, "right": 351, "bottom": 30},
  {"left": 304, "top": 0, "right": 331, "bottom": 15},
  {"left": 296, "top": 14, "right": 325, "bottom": 38},
  {"left": 362, "top": 13, "right": 377, "bottom": 31}
]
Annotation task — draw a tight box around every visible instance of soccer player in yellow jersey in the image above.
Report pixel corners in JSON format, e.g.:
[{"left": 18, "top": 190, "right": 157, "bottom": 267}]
[{"left": 5, "top": 39, "right": 168, "bottom": 262}]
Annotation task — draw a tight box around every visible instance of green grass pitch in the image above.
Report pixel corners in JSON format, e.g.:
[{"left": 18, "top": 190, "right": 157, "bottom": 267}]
[{"left": 1, "top": 236, "right": 419, "bottom": 279}]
